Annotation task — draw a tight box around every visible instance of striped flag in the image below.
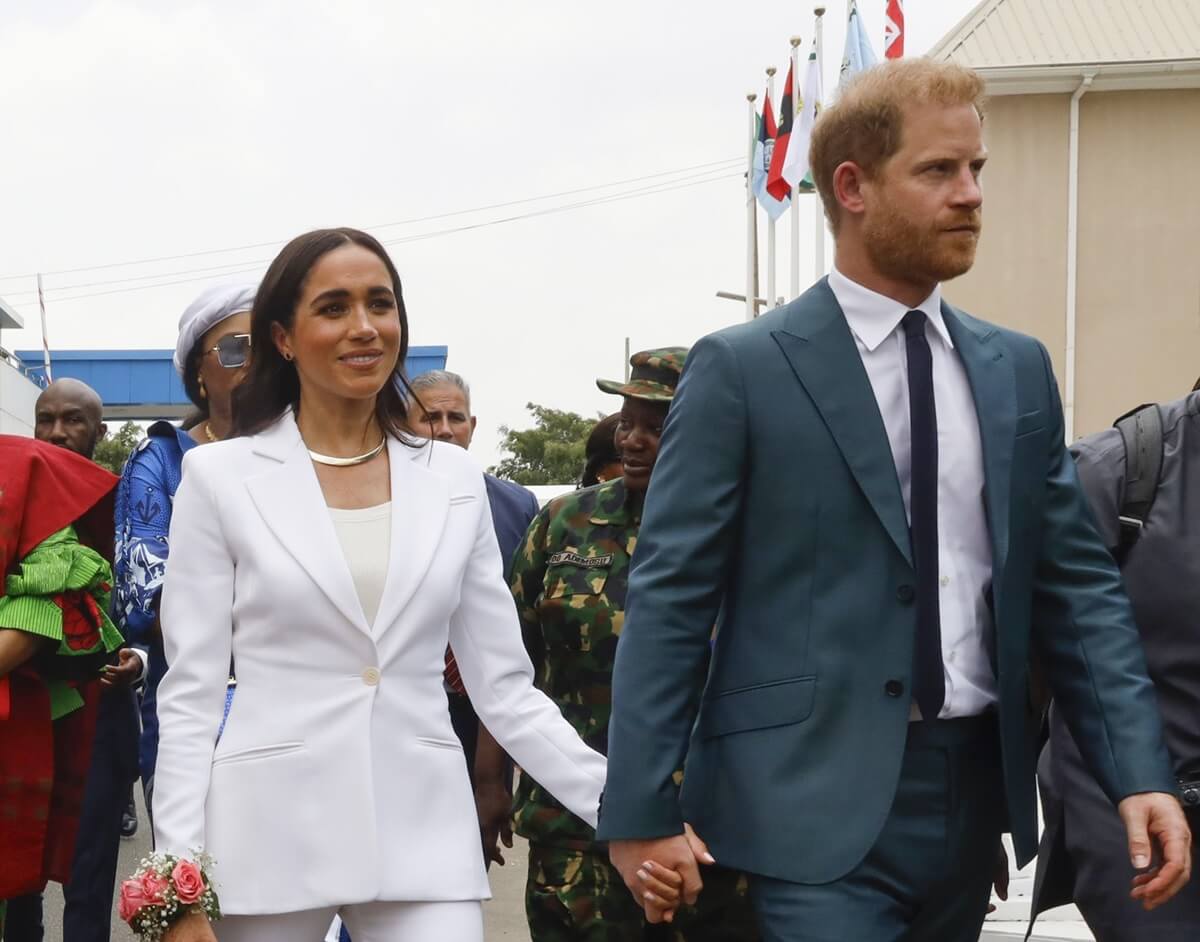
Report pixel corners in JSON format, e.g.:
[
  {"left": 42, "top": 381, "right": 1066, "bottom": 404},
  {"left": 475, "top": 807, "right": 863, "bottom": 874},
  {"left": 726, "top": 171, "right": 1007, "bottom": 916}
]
[
  {"left": 753, "top": 88, "right": 790, "bottom": 221},
  {"left": 840, "top": 0, "right": 879, "bottom": 90},
  {"left": 765, "top": 62, "right": 795, "bottom": 202},
  {"left": 885, "top": 0, "right": 904, "bottom": 59},
  {"left": 781, "top": 39, "right": 822, "bottom": 193}
]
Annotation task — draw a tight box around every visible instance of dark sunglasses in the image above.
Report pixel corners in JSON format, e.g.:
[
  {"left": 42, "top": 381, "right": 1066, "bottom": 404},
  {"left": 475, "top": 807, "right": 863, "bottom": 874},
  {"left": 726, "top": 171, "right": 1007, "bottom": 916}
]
[{"left": 205, "top": 333, "right": 252, "bottom": 368}]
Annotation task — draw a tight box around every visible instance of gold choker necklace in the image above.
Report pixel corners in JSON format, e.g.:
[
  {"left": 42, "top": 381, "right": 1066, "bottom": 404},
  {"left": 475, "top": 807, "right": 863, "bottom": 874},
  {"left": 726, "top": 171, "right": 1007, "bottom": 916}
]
[{"left": 308, "top": 438, "right": 386, "bottom": 467}]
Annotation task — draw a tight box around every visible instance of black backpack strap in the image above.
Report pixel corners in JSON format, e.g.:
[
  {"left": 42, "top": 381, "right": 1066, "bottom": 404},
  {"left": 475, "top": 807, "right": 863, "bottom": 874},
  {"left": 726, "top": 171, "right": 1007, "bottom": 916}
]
[{"left": 1113, "top": 403, "right": 1164, "bottom": 565}]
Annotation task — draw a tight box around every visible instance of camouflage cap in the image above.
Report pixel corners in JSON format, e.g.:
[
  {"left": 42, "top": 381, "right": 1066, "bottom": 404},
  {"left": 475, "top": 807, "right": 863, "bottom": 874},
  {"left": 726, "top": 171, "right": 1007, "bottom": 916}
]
[{"left": 596, "top": 347, "right": 689, "bottom": 402}]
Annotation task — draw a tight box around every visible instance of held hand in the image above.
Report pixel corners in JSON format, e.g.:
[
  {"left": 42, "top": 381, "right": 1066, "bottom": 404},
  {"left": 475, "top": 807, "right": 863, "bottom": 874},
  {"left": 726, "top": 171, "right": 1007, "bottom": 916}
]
[
  {"left": 474, "top": 780, "right": 514, "bottom": 867},
  {"left": 162, "top": 910, "right": 216, "bottom": 942},
  {"left": 609, "top": 826, "right": 714, "bottom": 923},
  {"left": 100, "top": 649, "right": 142, "bottom": 689},
  {"left": 1119, "top": 792, "right": 1193, "bottom": 910}
]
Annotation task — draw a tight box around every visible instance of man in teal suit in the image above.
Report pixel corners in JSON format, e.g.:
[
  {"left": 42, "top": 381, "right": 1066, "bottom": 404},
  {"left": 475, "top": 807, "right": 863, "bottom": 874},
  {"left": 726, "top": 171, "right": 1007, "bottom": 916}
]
[{"left": 597, "top": 58, "right": 1192, "bottom": 941}]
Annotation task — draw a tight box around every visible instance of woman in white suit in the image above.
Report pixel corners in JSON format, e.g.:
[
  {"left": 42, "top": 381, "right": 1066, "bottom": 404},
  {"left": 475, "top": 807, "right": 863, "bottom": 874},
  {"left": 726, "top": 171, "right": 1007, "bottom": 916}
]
[{"left": 151, "top": 229, "right": 675, "bottom": 941}]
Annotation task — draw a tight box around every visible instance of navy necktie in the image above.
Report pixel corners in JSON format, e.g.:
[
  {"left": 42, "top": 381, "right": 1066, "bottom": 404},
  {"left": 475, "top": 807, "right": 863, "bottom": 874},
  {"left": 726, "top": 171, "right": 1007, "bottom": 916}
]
[{"left": 902, "top": 310, "right": 945, "bottom": 720}]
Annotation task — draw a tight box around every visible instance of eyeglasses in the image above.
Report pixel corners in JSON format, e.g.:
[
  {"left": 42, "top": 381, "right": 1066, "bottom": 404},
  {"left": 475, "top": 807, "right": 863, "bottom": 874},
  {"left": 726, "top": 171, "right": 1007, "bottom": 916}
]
[{"left": 205, "top": 333, "right": 252, "bottom": 368}]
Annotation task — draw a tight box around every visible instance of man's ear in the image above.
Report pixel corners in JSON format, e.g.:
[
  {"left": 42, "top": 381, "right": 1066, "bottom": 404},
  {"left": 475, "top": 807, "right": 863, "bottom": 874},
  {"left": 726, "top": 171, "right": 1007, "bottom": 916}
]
[
  {"left": 832, "top": 160, "right": 870, "bottom": 220},
  {"left": 468, "top": 415, "right": 478, "bottom": 445},
  {"left": 98, "top": 422, "right": 109, "bottom": 440}
]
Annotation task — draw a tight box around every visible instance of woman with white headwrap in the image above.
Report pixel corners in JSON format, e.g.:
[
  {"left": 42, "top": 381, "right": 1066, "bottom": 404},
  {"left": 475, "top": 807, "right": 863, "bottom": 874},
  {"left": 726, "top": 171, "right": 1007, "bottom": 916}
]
[{"left": 112, "top": 283, "right": 256, "bottom": 813}]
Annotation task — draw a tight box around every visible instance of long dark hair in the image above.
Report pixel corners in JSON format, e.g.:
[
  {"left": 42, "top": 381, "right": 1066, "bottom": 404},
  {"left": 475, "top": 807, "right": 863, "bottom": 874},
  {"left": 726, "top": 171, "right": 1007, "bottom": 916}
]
[
  {"left": 179, "top": 343, "right": 209, "bottom": 430},
  {"left": 231, "top": 227, "right": 421, "bottom": 442},
  {"left": 580, "top": 412, "right": 621, "bottom": 488}
]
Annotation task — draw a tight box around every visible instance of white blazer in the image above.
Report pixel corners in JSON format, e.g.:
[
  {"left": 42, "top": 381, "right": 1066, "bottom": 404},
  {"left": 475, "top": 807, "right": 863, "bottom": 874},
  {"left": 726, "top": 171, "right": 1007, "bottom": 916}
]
[{"left": 152, "top": 412, "right": 606, "bottom": 915}]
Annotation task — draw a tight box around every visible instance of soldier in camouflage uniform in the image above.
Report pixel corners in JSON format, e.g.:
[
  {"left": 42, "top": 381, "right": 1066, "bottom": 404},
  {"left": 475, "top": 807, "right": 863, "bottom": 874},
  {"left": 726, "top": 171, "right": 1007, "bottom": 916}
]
[{"left": 510, "top": 348, "right": 759, "bottom": 942}]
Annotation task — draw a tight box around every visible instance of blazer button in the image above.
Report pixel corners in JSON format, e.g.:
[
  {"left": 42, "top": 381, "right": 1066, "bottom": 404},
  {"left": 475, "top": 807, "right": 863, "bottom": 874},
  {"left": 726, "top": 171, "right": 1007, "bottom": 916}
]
[
  {"left": 896, "top": 585, "right": 915, "bottom": 604},
  {"left": 885, "top": 680, "right": 905, "bottom": 698},
  {"left": 362, "top": 667, "right": 381, "bottom": 686}
]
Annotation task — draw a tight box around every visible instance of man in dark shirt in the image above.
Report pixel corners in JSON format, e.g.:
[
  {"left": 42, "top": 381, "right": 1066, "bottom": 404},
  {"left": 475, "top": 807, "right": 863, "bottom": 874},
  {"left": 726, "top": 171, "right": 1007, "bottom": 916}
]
[{"left": 1034, "top": 387, "right": 1200, "bottom": 939}]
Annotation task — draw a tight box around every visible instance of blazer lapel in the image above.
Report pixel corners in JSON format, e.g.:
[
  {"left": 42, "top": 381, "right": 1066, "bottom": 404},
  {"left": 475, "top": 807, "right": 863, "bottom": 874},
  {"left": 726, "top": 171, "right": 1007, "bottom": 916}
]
[
  {"left": 942, "top": 305, "right": 1015, "bottom": 578},
  {"left": 370, "top": 438, "right": 450, "bottom": 635},
  {"left": 244, "top": 412, "right": 371, "bottom": 636},
  {"left": 772, "top": 280, "right": 912, "bottom": 567}
]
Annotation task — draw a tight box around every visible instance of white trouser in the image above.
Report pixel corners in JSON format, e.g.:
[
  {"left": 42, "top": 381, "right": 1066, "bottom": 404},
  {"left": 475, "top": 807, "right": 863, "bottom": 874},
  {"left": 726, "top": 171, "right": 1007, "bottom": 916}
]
[{"left": 215, "top": 900, "right": 483, "bottom": 942}]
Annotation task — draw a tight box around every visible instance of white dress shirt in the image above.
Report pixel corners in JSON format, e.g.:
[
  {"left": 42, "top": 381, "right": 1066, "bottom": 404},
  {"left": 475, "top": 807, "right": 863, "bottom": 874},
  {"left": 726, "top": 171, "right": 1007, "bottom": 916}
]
[{"left": 828, "top": 267, "right": 998, "bottom": 719}]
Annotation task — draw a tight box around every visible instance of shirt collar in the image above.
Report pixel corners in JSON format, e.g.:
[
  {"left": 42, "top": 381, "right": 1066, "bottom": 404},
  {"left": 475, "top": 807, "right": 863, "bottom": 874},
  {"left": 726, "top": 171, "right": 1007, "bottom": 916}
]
[
  {"left": 588, "top": 477, "right": 641, "bottom": 526},
  {"left": 828, "top": 266, "right": 953, "bottom": 353}
]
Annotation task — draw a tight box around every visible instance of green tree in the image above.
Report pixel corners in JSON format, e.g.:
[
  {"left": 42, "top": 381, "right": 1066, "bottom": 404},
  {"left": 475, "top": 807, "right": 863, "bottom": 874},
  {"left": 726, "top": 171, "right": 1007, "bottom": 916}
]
[
  {"left": 489, "top": 403, "right": 599, "bottom": 485},
  {"left": 93, "top": 420, "right": 143, "bottom": 475}
]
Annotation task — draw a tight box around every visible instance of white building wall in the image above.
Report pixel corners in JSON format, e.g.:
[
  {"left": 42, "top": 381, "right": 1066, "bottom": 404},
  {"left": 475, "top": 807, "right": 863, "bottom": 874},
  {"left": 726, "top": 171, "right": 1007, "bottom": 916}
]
[{"left": 0, "top": 356, "right": 40, "bottom": 436}]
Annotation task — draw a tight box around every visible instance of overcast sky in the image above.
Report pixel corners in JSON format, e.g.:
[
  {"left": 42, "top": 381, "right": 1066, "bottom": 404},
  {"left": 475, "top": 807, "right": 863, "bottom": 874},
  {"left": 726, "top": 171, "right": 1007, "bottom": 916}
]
[{"left": 0, "top": 0, "right": 979, "bottom": 467}]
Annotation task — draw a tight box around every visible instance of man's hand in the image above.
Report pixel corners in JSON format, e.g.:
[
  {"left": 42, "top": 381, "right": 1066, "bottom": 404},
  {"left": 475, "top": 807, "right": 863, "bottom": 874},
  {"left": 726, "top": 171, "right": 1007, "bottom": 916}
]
[
  {"left": 609, "top": 824, "right": 714, "bottom": 923},
  {"left": 987, "top": 842, "right": 1010, "bottom": 914},
  {"left": 100, "top": 649, "right": 143, "bottom": 689},
  {"left": 474, "top": 780, "right": 513, "bottom": 867},
  {"left": 1119, "top": 792, "right": 1193, "bottom": 910}
]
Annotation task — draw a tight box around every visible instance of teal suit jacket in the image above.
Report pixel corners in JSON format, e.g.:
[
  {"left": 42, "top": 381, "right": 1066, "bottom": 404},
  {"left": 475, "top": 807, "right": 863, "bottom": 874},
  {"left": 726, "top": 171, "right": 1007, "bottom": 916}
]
[{"left": 595, "top": 280, "right": 1174, "bottom": 884}]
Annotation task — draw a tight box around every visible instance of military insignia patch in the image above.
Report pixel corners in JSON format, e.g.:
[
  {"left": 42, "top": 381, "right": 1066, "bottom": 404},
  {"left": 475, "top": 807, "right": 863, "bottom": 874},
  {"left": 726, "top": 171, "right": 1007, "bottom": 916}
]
[{"left": 547, "top": 551, "right": 614, "bottom": 569}]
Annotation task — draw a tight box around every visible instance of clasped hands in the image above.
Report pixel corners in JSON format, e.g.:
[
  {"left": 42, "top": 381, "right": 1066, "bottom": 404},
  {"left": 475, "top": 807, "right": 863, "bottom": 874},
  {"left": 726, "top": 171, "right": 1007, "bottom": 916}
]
[
  {"left": 607, "top": 792, "right": 1194, "bottom": 923},
  {"left": 608, "top": 825, "right": 715, "bottom": 924}
]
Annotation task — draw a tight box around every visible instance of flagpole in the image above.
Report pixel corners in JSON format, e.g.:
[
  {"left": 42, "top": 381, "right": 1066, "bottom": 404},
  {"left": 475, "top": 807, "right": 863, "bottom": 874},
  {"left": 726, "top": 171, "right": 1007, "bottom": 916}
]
[
  {"left": 746, "top": 91, "right": 758, "bottom": 321},
  {"left": 765, "top": 67, "right": 778, "bottom": 310},
  {"left": 814, "top": 6, "right": 827, "bottom": 281},
  {"left": 789, "top": 36, "right": 802, "bottom": 300},
  {"left": 37, "top": 273, "right": 53, "bottom": 383}
]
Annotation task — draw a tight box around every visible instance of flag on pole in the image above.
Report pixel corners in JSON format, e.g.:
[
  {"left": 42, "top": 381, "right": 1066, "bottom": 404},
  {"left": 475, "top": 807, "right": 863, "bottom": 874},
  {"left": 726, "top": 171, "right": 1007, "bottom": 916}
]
[
  {"left": 884, "top": 0, "right": 904, "bottom": 59},
  {"left": 781, "top": 38, "right": 822, "bottom": 193},
  {"left": 752, "top": 89, "right": 790, "bottom": 221},
  {"left": 37, "top": 273, "right": 53, "bottom": 383},
  {"left": 840, "top": 0, "right": 878, "bottom": 89},
  {"left": 765, "top": 63, "right": 794, "bottom": 202}
]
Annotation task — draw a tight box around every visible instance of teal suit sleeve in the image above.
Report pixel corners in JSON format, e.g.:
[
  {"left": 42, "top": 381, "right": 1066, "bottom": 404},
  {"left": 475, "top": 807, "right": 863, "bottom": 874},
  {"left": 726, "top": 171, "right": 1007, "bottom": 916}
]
[
  {"left": 1029, "top": 343, "right": 1175, "bottom": 802},
  {"left": 596, "top": 334, "right": 747, "bottom": 840}
]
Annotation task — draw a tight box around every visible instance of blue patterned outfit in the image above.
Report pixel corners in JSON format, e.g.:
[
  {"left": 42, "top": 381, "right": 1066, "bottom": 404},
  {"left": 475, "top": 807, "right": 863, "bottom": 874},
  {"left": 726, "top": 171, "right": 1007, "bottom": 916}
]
[{"left": 112, "top": 421, "right": 198, "bottom": 789}]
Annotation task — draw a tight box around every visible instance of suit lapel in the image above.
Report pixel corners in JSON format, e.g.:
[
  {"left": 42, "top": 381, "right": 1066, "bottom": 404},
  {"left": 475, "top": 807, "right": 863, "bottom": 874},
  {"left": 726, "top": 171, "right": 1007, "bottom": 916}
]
[
  {"left": 942, "top": 305, "right": 1015, "bottom": 578},
  {"left": 772, "top": 280, "right": 913, "bottom": 566},
  {"left": 244, "top": 413, "right": 371, "bottom": 636},
  {"left": 369, "top": 438, "right": 449, "bottom": 635}
]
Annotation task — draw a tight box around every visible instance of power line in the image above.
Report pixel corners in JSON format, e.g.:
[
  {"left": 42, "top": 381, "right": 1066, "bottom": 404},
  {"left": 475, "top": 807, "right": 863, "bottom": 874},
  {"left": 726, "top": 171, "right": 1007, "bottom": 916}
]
[
  {"left": 0, "top": 156, "right": 742, "bottom": 285},
  {"left": 3, "top": 257, "right": 270, "bottom": 298},
  {"left": 37, "top": 169, "right": 741, "bottom": 306},
  {"left": 8, "top": 164, "right": 741, "bottom": 301}
]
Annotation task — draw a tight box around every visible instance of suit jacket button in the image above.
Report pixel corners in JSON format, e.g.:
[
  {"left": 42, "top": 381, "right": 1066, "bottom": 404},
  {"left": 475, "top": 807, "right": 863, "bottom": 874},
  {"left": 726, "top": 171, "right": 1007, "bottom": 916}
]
[
  {"left": 885, "top": 680, "right": 905, "bottom": 698},
  {"left": 896, "top": 585, "right": 915, "bottom": 604},
  {"left": 362, "top": 667, "right": 381, "bottom": 686}
]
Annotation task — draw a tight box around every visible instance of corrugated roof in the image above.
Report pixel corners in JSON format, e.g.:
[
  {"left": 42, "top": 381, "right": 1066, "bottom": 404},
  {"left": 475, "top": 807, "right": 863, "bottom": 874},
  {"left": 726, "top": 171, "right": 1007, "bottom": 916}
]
[{"left": 931, "top": 0, "right": 1200, "bottom": 68}]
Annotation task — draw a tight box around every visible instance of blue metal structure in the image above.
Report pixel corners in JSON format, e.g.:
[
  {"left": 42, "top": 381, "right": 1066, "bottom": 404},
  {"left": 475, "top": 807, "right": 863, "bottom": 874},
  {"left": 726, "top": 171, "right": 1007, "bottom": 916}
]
[{"left": 15, "top": 346, "right": 449, "bottom": 420}]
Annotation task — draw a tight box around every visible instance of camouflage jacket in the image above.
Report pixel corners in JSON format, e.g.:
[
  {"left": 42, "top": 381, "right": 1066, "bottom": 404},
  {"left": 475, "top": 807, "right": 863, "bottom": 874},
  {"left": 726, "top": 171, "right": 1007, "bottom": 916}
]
[{"left": 511, "top": 477, "right": 640, "bottom": 847}]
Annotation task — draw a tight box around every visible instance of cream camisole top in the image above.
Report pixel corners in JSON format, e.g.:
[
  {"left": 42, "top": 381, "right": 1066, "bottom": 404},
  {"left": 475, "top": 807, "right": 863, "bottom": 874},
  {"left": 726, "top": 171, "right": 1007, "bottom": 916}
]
[{"left": 327, "top": 502, "right": 392, "bottom": 630}]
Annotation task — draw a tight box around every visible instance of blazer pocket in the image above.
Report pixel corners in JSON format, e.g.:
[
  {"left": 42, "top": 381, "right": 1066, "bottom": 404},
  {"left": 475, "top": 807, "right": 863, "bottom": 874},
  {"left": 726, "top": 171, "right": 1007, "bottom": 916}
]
[
  {"left": 211, "top": 740, "right": 305, "bottom": 767},
  {"left": 698, "top": 675, "right": 816, "bottom": 740},
  {"left": 414, "top": 735, "right": 464, "bottom": 751},
  {"left": 448, "top": 494, "right": 478, "bottom": 505},
  {"left": 1014, "top": 410, "right": 1046, "bottom": 438}
]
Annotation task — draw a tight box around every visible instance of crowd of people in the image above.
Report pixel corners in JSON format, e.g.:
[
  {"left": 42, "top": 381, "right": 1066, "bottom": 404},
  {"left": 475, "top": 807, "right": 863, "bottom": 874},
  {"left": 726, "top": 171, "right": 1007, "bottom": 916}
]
[{"left": 1, "top": 56, "right": 1197, "bottom": 942}]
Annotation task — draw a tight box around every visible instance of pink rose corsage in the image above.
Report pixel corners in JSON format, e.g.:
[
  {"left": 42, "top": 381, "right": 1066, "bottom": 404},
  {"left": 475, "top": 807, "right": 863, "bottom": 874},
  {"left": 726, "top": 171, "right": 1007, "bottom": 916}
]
[{"left": 119, "top": 852, "right": 221, "bottom": 941}]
